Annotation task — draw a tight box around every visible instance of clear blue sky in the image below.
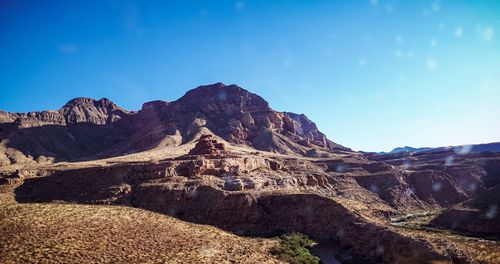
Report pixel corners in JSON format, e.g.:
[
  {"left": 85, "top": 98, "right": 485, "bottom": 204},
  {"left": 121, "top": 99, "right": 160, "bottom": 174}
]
[{"left": 1, "top": 0, "right": 499, "bottom": 152}]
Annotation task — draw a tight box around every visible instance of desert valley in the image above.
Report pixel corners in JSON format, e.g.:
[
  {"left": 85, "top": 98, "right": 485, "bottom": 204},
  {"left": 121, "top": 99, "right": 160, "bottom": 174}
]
[{"left": 0, "top": 83, "right": 499, "bottom": 263}]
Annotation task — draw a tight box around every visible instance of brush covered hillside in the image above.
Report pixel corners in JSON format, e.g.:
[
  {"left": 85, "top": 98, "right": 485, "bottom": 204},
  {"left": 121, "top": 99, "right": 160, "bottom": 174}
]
[
  {"left": 1, "top": 83, "right": 499, "bottom": 264},
  {"left": 0, "top": 194, "right": 281, "bottom": 263}
]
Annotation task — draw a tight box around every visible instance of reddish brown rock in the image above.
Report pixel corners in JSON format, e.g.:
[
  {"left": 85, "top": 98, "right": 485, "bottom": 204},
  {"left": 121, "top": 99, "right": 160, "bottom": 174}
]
[{"left": 188, "top": 135, "right": 226, "bottom": 155}]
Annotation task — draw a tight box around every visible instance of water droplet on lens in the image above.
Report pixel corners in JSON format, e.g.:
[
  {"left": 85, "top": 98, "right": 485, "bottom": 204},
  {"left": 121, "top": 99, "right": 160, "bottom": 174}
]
[
  {"left": 376, "top": 245, "right": 385, "bottom": 255},
  {"left": 432, "top": 181, "right": 442, "bottom": 192},
  {"left": 402, "top": 160, "right": 411, "bottom": 170},
  {"left": 485, "top": 205, "right": 497, "bottom": 219},
  {"left": 445, "top": 156, "right": 454, "bottom": 166},
  {"left": 370, "top": 185, "right": 380, "bottom": 193},
  {"left": 454, "top": 145, "right": 472, "bottom": 155},
  {"left": 336, "top": 164, "right": 348, "bottom": 173},
  {"left": 218, "top": 90, "right": 227, "bottom": 101}
]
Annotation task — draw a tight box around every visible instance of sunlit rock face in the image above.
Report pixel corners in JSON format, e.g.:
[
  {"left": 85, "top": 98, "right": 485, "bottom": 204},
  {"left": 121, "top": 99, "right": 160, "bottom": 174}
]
[
  {"left": 59, "top": 97, "right": 130, "bottom": 125},
  {"left": 159, "top": 83, "right": 346, "bottom": 154}
]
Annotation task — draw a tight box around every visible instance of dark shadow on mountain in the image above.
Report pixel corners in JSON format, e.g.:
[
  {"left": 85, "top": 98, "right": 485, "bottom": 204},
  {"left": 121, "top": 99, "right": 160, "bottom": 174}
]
[
  {"left": 14, "top": 167, "right": 130, "bottom": 204},
  {"left": 1, "top": 122, "right": 135, "bottom": 162}
]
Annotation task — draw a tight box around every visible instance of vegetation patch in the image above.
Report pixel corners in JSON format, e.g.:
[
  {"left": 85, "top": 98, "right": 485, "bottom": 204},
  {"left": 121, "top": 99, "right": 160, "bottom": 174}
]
[
  {"left": 0, "top": 199, "right": 280, "bottom": 263},
  {"left": 270, "top": 232, "right": 320, "bottom": 264},
  {"left": 390, "top": 210, "right": 438, "bottom": 224}
]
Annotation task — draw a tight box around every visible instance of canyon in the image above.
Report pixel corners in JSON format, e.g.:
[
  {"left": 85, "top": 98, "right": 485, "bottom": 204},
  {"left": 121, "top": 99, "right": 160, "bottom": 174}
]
[{"left": 1, "top": 83, "right": 499, "bottom": 263}]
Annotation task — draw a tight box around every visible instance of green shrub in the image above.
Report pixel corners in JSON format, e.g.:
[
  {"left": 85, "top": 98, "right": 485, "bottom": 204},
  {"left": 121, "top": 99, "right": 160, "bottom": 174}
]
[{"left": 271, "top": 232, "right": 320, "bottom": 264}]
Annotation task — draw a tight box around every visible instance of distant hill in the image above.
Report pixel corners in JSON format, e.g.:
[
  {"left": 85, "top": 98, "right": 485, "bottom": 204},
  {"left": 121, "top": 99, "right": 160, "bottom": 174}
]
[
  {"left": 385, "top": 142, "right": 500, "bottom": 155},
  {"left": 388, "top": 146, "right": 434, "bottom": 154}
]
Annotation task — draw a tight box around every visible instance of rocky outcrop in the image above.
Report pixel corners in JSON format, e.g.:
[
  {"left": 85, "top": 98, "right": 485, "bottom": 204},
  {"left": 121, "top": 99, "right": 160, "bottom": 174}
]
[
  {"left": 188, "top": 135, "right": 226, "bottom": 155},
  {"left": 59, "top": 97, "right": 130, "bottom": 125}
]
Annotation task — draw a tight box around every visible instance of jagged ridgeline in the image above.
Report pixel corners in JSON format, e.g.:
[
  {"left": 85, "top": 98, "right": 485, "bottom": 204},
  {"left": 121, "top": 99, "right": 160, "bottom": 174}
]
[{"left": 0, "top": 83, "right": 349, "bottom": 164}]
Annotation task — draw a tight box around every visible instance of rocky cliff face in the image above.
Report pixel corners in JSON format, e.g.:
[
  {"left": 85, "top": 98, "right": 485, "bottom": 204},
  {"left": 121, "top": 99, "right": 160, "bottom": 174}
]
[{"left": 171, "top": 83, "right": 345, "bottom": 152}]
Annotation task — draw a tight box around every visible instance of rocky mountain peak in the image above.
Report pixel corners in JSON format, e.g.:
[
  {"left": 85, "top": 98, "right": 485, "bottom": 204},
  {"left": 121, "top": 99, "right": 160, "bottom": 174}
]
[
  {"left": 63, "top": 97, "right": 117, "bottom": 110},
  {"left": 174, "top": 83, "right": 271, "bottom": 114},
  {"left": 151, "top": 83, "right": 344, "bottom": 154},
  {"left": 59, "top": 97, "right": 128, "bottom": 125}
]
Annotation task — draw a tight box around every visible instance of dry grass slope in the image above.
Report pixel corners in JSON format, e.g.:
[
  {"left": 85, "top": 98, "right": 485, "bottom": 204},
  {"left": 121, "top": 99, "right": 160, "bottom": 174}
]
[{"left": 0, "top": 196, "right": 281, "bottom": 264}]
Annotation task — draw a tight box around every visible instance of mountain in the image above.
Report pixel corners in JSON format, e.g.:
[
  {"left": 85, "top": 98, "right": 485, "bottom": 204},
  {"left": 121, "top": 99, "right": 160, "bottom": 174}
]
[
  {"left": 0, "top": 83, "right": 348, "bottom": 165},
  {"left": 0, "top": 97, "right": 134, "bottom": 163},
  {"left": 388, "top": 146, "right": 434, "bottom": 154},
  {"left": 468, "top": 142, "right": 500, "bottom": 153},
  {"left": 387, "top": 142, "right": 500, "bottom": 155},
  {"left": 1, "top": 83, "right": 499, "bottom": 263}
]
